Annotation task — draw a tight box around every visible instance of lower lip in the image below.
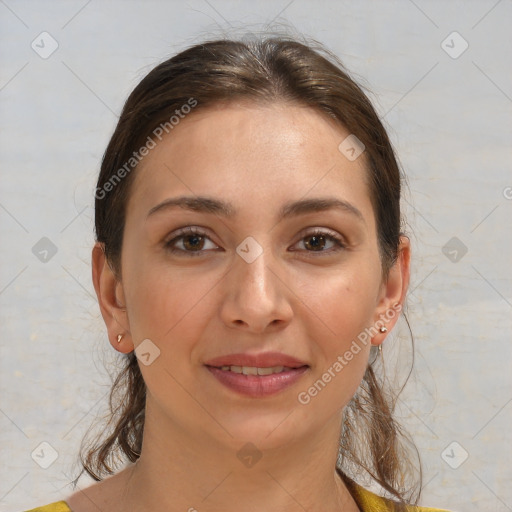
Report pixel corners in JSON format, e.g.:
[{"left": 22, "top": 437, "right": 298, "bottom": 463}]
[{"left": 206, "top": 366, "right": 309, "bottom": 398}]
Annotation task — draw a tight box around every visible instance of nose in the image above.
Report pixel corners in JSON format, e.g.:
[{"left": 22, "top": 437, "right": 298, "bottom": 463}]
[{"left": 219, "top": 246, "right": 293, "bottom": 334}]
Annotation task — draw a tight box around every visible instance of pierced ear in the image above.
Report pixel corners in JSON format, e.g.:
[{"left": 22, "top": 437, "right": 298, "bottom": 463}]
[
  {"left": 371, "top": 235, "right": 411, "bottom": 346},
  {"left": 91, "top": 242, "right": 133, "bottom": 354}
]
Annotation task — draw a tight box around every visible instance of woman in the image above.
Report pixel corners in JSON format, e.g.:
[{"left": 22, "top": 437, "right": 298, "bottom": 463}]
[{"left": 26, "top": 35, "right": 450, "bottom": 512}]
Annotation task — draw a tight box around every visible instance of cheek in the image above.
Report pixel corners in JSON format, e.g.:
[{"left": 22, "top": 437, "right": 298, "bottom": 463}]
[
  {"left": 295, "top": 263, "right": 380, "bottom": 340},
  {"left": 122, "top": 260, "right": 219, "bottom": 400},
  {"left": 293, "top": 266, "right": 378, "bottom": 402},
  {"left": 122, "top": 255, "right": 219, "bottom": 345}
]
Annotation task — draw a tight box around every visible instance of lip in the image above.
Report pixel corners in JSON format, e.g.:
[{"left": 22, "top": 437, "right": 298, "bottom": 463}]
[
  {"left": 204, "top": 352, "right": 308, "bottom": 369},
  {"left": 204, "top": 352, "right": 310, "bottom": 398},
  {"left": 206, "top": 365, "right": 309, "bottom": 398}
]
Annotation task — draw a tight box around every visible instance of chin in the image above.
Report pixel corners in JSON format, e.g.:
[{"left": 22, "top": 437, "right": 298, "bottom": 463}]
[{"left": 206, "top": 403, "right": 312, "bottom": 451}]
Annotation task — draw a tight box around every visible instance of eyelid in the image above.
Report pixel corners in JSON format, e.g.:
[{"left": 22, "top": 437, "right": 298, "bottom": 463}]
[
  {"left": 296, "top": 226, "right": 346, "bottom": 243},
  {"left": 165, "top": 225, "right": 212, "bottom": 240},
  {"left": 164, "top": 226, "right": 220, "bottom": 255},
  {"left": 290, "top": 227, "right": 346, "bottom": 253},
  {"left": 163, "top": 226, "right": 347, "bottom": 256}
]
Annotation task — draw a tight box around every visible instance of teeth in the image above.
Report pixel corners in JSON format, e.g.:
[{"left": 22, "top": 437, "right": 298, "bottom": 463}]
[
  {"left": 256, "top": 367, "right": 280, "bottom": 375},
  {"left": 219, "top": 365, "right": 290, "bottom": 375}
]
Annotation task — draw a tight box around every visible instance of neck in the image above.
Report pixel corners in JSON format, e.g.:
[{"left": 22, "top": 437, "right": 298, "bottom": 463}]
[{"left": 115, "top": 399, "right": 359, "bottom": 512}]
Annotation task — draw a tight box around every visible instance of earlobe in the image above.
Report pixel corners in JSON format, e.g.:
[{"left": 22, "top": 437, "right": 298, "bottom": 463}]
[
  {"left": 371, "top": 236, "right": 411, "bottom": 345},
  {"left": 91, "top": 242, "right": 134, "bottom": 354}
]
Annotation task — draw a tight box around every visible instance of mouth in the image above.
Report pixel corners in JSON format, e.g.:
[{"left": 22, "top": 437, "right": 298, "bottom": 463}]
[
  {"left": 203, "top": 352, "right": 310, "bottom": 397},
  {"left": 203, "top": 351, "right": 308, "bottom": 370},
  {"left": 210, "top": 364, "right": 306, "bottom": 375}
]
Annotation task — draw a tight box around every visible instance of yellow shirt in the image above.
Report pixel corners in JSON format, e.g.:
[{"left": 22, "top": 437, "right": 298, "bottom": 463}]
[{"left": 24, "top": 486, "right": 450, "bottom": 511}]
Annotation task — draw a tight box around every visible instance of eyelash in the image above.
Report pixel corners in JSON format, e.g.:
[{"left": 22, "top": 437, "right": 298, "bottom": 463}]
[{"left": 164, "top": 227, "right": 346, "bottom": 257}]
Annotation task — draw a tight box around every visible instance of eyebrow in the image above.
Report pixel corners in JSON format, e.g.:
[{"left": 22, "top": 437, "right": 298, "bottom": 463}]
[{"left": 147, "top": 195, "right": 364, "bottom": 222}]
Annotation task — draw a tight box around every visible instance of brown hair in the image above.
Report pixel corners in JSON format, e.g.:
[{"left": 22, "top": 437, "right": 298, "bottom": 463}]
[{"left": 82, "top": 35, "right": 421, "bottom": 507}]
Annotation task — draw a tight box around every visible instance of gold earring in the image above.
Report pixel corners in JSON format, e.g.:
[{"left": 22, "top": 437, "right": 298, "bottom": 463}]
[
  {"left": 379, "top": 326, "right": 388, "bottom": 333},
  {"left": 117, "top": 334, "right": 124, "bottom": 343}
]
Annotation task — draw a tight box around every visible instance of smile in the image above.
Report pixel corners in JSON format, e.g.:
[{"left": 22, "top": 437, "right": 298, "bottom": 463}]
[
  {"left": 205, "top": 364, "right": 309, "bottom": 397},
  {"left": 217, "top": 365, "right": 295, "bottom": 375}
]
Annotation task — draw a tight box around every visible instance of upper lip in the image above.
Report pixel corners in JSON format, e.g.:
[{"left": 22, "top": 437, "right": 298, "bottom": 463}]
[{"left": 204, "top": 352, "right": 309, "bottom": 369}]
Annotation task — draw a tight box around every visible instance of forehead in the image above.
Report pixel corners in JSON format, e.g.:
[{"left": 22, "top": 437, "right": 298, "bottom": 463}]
[{"left": 128, "top": 102, "right": 374, "bottom": 224}]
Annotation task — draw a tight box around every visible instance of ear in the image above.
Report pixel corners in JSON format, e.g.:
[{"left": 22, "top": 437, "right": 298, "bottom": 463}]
[
  {"left": 371, "top": 235, "right": 411, "bottom": 346},
  {"left": 91, "top": 242, "right": 134, "bottom": 354}
]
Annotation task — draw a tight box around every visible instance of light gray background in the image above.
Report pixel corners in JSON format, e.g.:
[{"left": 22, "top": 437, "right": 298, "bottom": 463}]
[{"left": 1, "top": 1, "right": 511, "bottom": 511}]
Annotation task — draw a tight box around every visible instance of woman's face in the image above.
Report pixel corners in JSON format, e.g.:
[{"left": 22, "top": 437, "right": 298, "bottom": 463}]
[{"left": 104, "top": 102, "right": 406, "bottom": 451}]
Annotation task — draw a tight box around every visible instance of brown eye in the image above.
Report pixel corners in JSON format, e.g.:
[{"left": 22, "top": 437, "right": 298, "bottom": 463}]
[
  {"left": 292, "top": 229, "right": 345, "bottom": 255},
  {"left": 164, "top": 227, "right": 218, "bottom": 256},
  {"left": 182, "top": 234, "right": 205, "bottom": 251},
  {"left": 303, "top": 234, "right": 328, "bottom": 251}
]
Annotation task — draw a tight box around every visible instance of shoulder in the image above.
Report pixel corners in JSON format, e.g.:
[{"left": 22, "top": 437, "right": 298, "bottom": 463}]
[
  {"left": 352, "top": 483, "right": 451, "bottom": 511},
  {"left": 23, "top": 502, "right": 71, "bottom": 512}
]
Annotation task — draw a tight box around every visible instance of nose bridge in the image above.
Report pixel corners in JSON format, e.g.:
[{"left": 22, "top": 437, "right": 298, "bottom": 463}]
[
  {"left": 220, "top": 240, "right": 292, "bottom": 331},
  {"left": 234, "top": 243, "right": 277, "bottom": 306},
  {"left": 239, "top": 248, "right": 272, "bottom": 298}
]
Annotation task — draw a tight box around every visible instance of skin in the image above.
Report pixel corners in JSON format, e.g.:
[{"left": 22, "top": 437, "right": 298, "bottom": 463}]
[{"left": 69, "top": 102, "right": 410, "bottom": 512}]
